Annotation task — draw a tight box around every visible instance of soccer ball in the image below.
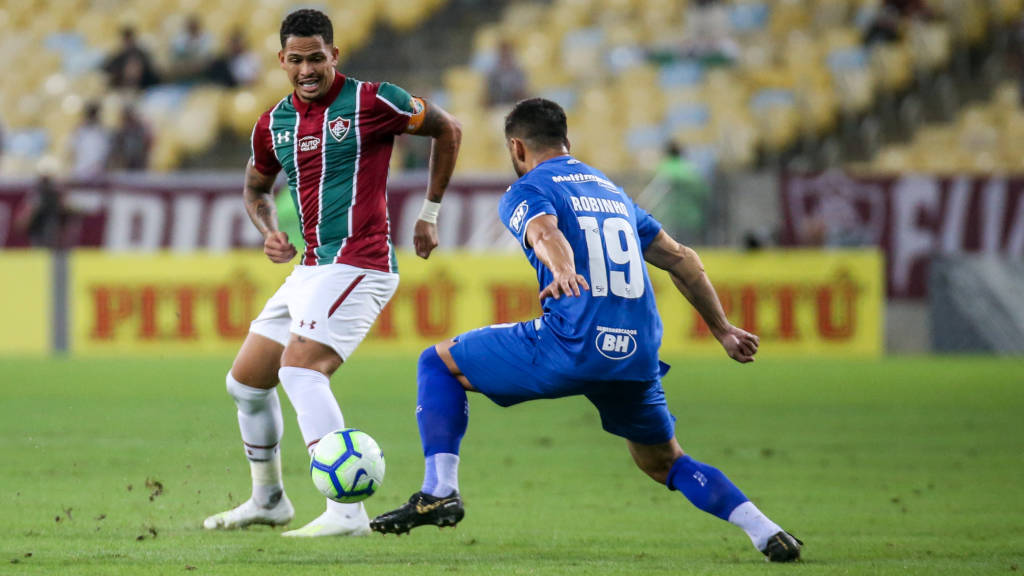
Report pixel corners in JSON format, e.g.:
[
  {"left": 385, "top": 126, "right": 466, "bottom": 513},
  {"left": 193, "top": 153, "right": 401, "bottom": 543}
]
[{"left": 309, "top": 428, "right": 385, "bottom": 503}]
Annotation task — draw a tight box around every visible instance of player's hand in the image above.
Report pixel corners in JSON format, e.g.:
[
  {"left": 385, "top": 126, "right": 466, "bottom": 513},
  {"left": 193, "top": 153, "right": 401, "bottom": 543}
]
[
  {"left": 538, "top": 272, "right": 590, "bottom": 301},
  {"left": 264, "top": 231, "right": 297, "bottom": 263},
  {"left": 717, "top": 324, "right": 759, "bottom": 364},
  {"left": 413, "top": 219, "right": 439, "bottom": 259}
]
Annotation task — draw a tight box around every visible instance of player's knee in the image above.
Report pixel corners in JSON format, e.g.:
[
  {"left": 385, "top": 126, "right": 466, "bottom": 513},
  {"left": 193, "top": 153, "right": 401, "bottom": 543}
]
[
  {"left": 630, "top": 442, "right": 682, "bottom": 484},
  {"left": 227, "top": 371, "right": 274, "bottom": 401},
  {"left": 418, "top": 345, "right": 446, "bottom": 375},
  {"left": 226, "top": 372, "right": 244, "bottom": 396},
  {"left": 637, "top": 457, "right": 673, "bottom": 484}
]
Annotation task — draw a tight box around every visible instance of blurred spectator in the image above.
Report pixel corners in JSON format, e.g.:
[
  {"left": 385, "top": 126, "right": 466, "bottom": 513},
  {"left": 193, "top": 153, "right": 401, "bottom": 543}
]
[
  {"left": 170, "top": 14, "right": 215, "bottom": 84},
  {"left": 14, "top": 169, "right": 79, "bottom": 249},
  {"left": 103, "top": 26, "right": 161, "bottom": 90},
  {"left": 485, "top": 40, "right": 528, "bottom": 107},
  {"left": 207, "top": 29, "right": 261, "bottom": 87},
  {"left": 863, "top": 0, "right": 932, "bottom": 45},
  {"left": 108, "top": 105, "right": 153, "bottom": 171},
  {"left": 682, "top": 0, "right": 739, "bottom": 66},
  {"left": 0, "top": 118, "right": 5, "bottom": 173},
  {"left": 67, "top": 101, "right": 111, "bottom": 179},
  {"left": 638, "top": 142, "right": 710, "bottom": 245},
  {"left": 863, "top": 5, "right": 903, "bottom": 45},
  {"left": 884, "top": 0, "right": 931, "bottom": 18}
]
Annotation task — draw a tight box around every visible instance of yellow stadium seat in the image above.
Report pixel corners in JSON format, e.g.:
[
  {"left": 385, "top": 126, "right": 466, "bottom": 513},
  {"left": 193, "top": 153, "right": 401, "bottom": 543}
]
[
  {"left": 614, "top": 65, "right": 664, "bottom": 127},
  {"left": 714, "top": 117, "right": 758, "bottom": 170},
  {"left": 769, "top": 0, "right": 811, "bottom": 39},
  {"left": 501, "top": 2, "right": 548, "bottom": 31},
  {"left": 871, "top": 42, "right": 912, "bottom": 93},
  {"left": 517, "top": 29, "right": 563, "bottom": 91},
  {"left": 382, "top": 0, "right": 432, "bottom": 31},
  {"left": 908, "top": 21, "right": 952, "bottom": 73},
  {"left": 225, "top": 89, "right": 263, "bottom": 138},
  {"left": 874, "top": 145, "right": 912, "bottom": 172},
  {"left": 990, "top": 0, "right": 1024, "bottom": 24},
  {"left": 472, "top": 25, "right": 502, "bottom": 55},
  {"left": 444, "top": 67, "right": 486, "bottom": 114}
]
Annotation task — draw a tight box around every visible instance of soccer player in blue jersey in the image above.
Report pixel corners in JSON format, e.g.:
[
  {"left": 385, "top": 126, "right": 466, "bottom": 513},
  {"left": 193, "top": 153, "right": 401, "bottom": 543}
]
[{"left": 371, "top": 98, "right": 802, "bottom": 562}]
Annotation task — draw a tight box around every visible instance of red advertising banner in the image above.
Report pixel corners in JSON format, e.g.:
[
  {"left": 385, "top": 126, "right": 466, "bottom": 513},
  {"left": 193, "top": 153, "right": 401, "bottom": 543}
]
[
  {"left": 0, "top": 173, "right": 514, "bottom": 251},
  {"left": 781, "top": 171, "right": 1024, "bottom": 299}
]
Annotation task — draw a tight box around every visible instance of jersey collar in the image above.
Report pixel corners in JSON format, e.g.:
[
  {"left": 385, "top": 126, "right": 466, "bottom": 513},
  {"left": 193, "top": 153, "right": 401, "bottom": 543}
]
[
  {"left": 292, "top": 71, "right": 345, "bottom": 115},
  {"left": 538, "top": 154, "right": 573, "bottom": 167}
]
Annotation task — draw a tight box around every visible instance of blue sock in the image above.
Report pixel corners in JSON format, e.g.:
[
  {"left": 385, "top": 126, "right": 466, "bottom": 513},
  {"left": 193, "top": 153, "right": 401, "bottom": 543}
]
[
  {"left": 416, "top": 346, "right": 468, "bottom": 495},
  {"left": 666, "top": 455, "right": 749, "bottom": 520}
]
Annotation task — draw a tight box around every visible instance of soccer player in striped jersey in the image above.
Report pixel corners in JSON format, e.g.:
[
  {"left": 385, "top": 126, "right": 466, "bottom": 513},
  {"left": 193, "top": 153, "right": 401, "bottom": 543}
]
[{"left": 202, "top": 9, "right": 462, "bottom": 538}]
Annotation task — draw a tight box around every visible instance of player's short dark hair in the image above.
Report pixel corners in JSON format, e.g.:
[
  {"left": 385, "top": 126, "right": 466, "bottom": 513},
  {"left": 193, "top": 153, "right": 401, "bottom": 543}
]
[
  {"left": 280, "top": 9, "right": 333, "bottom": 48},
  {"left": 504, "top": 98, "right": 569, "bottom": 151}
]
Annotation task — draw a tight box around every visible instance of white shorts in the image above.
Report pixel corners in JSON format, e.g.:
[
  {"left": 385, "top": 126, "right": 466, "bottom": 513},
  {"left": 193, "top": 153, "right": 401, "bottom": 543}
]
[{"left": 250, "top": 263, "right": 399, "bottom": 361}]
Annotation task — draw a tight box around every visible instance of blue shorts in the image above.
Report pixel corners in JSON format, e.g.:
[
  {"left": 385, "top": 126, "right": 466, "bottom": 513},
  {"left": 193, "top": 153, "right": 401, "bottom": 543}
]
[{"left": 448, "top": 320, "right": 676, "bottom": 445}]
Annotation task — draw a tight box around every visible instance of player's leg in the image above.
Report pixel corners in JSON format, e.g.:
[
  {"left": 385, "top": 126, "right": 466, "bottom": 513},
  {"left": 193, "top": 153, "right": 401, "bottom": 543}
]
[
  {"left": 278, "top": 266, "right": 398, "bottom": 538},
  {"left": 372, "top": 321, "right": 554, "bottom": 535},
  {"left": 588, "top": 378, "right": 801, "bottom": 561},
  {"left": 418, "top": 340, "right": 470, "bottom": 498},
  {"left": 203, "top": 332, "right": 294, "bottom": 530},
  {"left": 628, "top": 438, "right": 801, "bottom": 562},
  {"left": 369, "top": 340, "right": 469, "bottom": 534}
]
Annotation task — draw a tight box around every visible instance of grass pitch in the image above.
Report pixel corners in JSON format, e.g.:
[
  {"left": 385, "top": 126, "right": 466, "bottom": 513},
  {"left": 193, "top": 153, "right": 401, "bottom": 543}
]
[{"left": 1, "top": 355, "right": 1022, "bottom": 575}]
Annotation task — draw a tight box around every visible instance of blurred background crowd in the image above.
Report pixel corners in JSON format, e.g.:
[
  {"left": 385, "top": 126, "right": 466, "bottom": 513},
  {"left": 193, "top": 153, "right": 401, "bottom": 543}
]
[
  {"left": 2, "top": 0, "right": 1023, "bottom": 355},
  {"left": 2, "top": 1, "right": 1021, "bottom": 175}
]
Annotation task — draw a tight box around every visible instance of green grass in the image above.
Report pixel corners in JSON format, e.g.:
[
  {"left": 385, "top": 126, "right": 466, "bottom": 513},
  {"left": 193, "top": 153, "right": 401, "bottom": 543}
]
[{"left": 1, "top": 355, "right": 1023, "bottom": 575}]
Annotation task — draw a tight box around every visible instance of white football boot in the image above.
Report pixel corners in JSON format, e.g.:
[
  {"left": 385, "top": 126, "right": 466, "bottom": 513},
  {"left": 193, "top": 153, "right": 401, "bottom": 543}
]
[
  {"left": 203, "top": 494, "right": 294, "bottom": 530},
  {"left": 281, "top": 502, "right": 371, "bottom": 538}
]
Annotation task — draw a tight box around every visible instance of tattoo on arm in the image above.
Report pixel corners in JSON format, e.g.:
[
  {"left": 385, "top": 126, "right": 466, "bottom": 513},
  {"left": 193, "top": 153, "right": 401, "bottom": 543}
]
[
  {"left": 243, "top": 162, "right": 279, "bottom": 237},
  {"left": 416, "top": 104, "right": 448, "bottom": 138}
]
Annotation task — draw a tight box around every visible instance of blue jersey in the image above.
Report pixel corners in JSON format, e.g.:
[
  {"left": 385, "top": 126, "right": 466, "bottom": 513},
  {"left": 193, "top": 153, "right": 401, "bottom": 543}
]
[{"left": 498, "top": 155, "right": 664, "bottom": 382}]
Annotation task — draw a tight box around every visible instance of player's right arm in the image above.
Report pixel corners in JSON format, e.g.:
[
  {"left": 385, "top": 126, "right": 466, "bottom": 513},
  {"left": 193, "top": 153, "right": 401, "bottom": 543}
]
[
  {"left": 525, "top": 214, "right": 590, "bottom": 301},
  {"left": 243, "top": 160, "right": 296, "bottom": 264},
  {"left": 643, "top": 230, "right": 758, "bottom": 363},
  {"left": 246, "top": 112, "right": 295, "bottom": 264}
]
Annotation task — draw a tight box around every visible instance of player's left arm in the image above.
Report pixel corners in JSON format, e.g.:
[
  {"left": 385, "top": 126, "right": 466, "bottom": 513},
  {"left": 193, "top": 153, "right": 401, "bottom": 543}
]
[
  {"left": 643, "top": 229, "right": 758, "bottom": 363},
  {"left": 406, "top": 98, "right": 462, "bottom": 259},
  {"left": 525, "top": 214, "right": 590, "bottom": 301}
]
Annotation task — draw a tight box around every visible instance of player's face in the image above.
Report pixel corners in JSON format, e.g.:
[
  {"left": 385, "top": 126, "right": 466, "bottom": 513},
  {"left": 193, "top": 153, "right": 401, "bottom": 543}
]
[{"left": 279, "top": 35, "right": 339, "bottom": 102}]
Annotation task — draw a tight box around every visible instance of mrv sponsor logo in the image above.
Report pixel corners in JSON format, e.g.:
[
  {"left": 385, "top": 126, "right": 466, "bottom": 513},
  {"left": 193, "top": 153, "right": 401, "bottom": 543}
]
[{"left": 595, "top": 325, "right": 637, "bottom": 360}]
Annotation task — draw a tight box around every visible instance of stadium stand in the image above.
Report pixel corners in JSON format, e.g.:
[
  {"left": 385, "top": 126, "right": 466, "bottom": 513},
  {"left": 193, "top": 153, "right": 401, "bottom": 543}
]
[
  {"left": 444, "top": 0, "right": 1021, "bottom": 175},
  {"left": 0, "top": 0, "right": 449, "bottom": 175},
  {"left": 1, "top": 0, "right": 1022, "bottom": 177}
]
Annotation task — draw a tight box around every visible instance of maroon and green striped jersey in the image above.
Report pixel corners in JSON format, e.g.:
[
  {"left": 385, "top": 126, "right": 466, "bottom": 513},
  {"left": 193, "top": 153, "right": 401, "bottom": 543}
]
[{"left": 251, "top": 71, "right": 422, "bottom": 272}]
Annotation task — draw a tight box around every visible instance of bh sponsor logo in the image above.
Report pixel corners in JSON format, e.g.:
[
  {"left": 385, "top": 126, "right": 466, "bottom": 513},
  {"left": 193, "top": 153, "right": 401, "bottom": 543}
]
[
  {"left": 509, "top": 200, "right": 528, "bottom": 234},
  {"left": 595, "top": 326, "right": 637, "bottom": 360}
]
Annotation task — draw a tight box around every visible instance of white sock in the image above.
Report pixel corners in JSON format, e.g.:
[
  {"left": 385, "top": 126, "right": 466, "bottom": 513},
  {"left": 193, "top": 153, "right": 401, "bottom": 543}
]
[
  {"left": 250, "top": 451, "right": 284, "bottom": 508},
  {"left": 727, "top": 501, "right": 784, "bottom": 551},
  {"left": 278, "top": 366, "right": 353, "bottom": 513},
  {"left": 431, "top": 453, "right": 460, "bottom": 497},
  {"left": 226, "top": 373, "right": 284, "bottom": 506},
  {"left": 277, "top": 366, "right": 345, "bottom": 453}
]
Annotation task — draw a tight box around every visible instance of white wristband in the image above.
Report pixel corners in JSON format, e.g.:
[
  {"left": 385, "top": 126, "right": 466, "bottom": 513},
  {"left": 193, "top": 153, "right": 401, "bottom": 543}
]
[{"left": 418, "top": 199, "right": 441, "bottom": 224}]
